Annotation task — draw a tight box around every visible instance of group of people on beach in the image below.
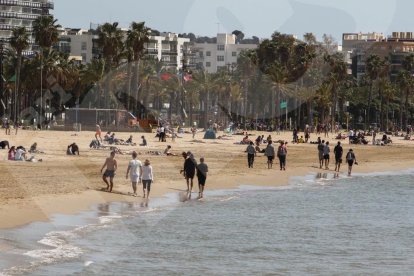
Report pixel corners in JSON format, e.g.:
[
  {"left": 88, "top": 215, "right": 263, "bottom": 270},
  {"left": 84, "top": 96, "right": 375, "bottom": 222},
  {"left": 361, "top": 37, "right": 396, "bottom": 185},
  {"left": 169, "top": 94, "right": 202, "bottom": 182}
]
[
  {"left": 247, "top": 138, "right": 288, "bottom": 171},
  {"left": 100, "top": 151, "right": 154, "bottom": 200},
  {"left": 317, "top": 138, "right": 357, "bottom": 176}
]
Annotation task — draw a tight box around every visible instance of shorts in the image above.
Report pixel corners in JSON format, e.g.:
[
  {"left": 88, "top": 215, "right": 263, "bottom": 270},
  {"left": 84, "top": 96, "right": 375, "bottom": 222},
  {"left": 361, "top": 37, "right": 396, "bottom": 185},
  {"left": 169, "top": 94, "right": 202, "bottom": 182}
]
[
  {"left": 103, "top": 170, "right": 115, "bottom": 178},
  {"left": 318, "top": 152, "right": 323, "bottom": 161},
  {"left": 335, "top": 156, "right": 342, "bottom": 163},
  {"left": 267, "top": 156, "right": 274, "bottom": 162},
  {"left": 130, "top": 174, "right": 139, "bottom": 183},
  {"left": 323, "top": 154, "right": 330, "bottom": 160},
  {"left": 185, "top": 172, "right": 195, "bottom": 179},
  {"left": 197, "top": 174, "right": 206, "bottom": 185},
  {"left": 347, "top": 160, "right": 354, "bottom": 166}
]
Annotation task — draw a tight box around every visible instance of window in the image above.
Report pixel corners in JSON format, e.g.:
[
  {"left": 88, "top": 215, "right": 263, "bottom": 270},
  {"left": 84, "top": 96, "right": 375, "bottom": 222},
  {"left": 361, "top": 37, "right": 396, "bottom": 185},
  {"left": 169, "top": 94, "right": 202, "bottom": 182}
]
[
  {"left": 232, "top": 51, "right": 237, "bottom": 57},
  {"left": 217, "top": 45, "right": 225, "bottom": 51},
  {"left": 199, "top": 52, "right": 204, "bottom": 58},
  {"left": 206, "top": 62, "right": 211, "bottom": 67},
  {"left": 81, "top": 42, "right": 87, "bottom": 51},
  {"left": 206, "top": 51, "right": 211, "bottom": 57},
  {"left": 81, "top": 53, "right": 87, "bottom": 62},
  {"left": 217, "top": 55, "right": 224, "bottom": 62}
]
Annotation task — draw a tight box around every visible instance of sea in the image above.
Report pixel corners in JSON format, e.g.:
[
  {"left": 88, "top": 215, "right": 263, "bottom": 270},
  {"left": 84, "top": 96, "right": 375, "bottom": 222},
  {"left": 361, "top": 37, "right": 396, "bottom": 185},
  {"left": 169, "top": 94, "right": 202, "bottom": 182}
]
[{"left": 1, "top": 170, "right": 414, "bottom": 275}]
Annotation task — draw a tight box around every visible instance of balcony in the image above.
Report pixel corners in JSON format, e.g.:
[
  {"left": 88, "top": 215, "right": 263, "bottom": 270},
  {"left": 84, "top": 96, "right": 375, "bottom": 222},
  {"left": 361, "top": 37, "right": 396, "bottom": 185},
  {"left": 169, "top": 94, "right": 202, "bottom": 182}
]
[
  {"left": 0, "top": 0, "right": 54, "bottom": 10},
  {"left": 0, "top": 23, "right": 32, "bottom": 31},
  {"left": 0, "top": 11, "right": 39, "bottom": 20}
]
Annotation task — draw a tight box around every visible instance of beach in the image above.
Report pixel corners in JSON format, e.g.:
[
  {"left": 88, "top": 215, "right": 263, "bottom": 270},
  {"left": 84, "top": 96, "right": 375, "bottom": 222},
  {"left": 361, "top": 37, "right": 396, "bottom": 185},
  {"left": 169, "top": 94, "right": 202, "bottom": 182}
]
[{"left": 1, "top": 129, "right": 414, "bottom": 229}]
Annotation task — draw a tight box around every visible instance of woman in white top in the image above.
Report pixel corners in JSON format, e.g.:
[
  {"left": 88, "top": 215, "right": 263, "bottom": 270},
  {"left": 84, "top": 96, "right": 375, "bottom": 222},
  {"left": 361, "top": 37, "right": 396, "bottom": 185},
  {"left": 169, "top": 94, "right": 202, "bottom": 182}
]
[
  {"left": 126, "top": 151, "right": 142, "bottom": 196},
  {"left": 141, "top": 159, "right": 154, "bottom": 199}
]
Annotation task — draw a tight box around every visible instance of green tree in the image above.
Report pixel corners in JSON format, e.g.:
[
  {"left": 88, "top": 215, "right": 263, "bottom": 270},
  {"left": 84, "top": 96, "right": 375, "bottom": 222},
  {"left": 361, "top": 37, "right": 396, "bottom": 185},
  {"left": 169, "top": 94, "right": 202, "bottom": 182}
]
[
  {"left": 10, "top": 26, "right": 29, "bottom": 120},
  {"left": 126, "top": 22, "right": 151, "bottom": 112}
]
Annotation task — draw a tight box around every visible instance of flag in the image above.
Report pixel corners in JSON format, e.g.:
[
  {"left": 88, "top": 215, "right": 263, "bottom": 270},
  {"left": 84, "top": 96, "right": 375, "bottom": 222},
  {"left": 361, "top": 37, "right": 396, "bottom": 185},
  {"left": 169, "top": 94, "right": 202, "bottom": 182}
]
[
  {"left": 183, "top": 73, "right": 192, "bottom": 82},
  {"left": 161, "top": 73, "right": 172, "bottom": 81}
]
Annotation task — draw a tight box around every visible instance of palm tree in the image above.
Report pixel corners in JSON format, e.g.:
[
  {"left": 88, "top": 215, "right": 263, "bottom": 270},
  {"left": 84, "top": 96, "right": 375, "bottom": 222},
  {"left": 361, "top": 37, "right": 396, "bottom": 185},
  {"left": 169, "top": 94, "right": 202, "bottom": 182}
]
[
  {"left": 81, "top": 58, "right": 106, "bottom": 108},
  {"left": 396, "top": 70, "right": 413, "bottom": 130},
  {"left": 126, "top": 22, "right": 150, "bottom": 111},
  {"left": 33, "top": 15, "right": 61, "bottom": 127},
  {"left": 324, "top": 53, "right": 347, "bottom": 130},
  {"left": 10, "top": 26, "right": 29, "bottom": 121},
  {"left": 96, "top": 22, "right": 124, "bottom": 108},
  {"left": 401, "top": 54, "right": 414, "bottom": 129},
  {"left": 365, "top": 54, "right": 385, "bottom": 128},
  {"left": 192, "top": 70, "right": 217, "bottom": 128}
]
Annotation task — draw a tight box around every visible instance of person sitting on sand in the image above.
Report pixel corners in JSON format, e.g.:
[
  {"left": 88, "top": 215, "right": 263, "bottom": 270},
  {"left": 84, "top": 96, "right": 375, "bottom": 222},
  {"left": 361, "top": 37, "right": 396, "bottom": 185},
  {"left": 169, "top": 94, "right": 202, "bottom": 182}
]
[
  {"left": 140, "top": 136, "right": 147, "bottom": 146},
  {"left": 104, "top": 132, "right": 111, "bottom": 141},
  {"left": 266, "top": 135, "right": 272, "bottom": 143},
  {"left": 298, "top": 136, "right": 305, "bottom": 143},
  {"left": 241, "top": 136, "right": 251, "bottom": 145},
  {"left": 67, "top": 143, "right": 79, "bottom": 155},
  {"left": 164, "top": 145, "right": 177, "bottom": 156},
  {"left": 101, "top": 151, "right": 118, "bottom": 192},
  {"left": 255, "top": 145, "right": 265, "bottom": 153},
  {"left": 89, "top": 139, "right": 101, "bottom": 149},
  {"left": 0, "top": 140, "right": 10, "bottom": 149},
  {"left": 8, "top": 146, "right": 16, "bottom": 160},
  {"left": 29, "top": 142, "right": 44, "bottom": 154},
  {"left": 15, "top": 146, "right": 27, "bottom": 161},
  {"left": 126, "top": 135, "right": 133, "bottom": 144}
]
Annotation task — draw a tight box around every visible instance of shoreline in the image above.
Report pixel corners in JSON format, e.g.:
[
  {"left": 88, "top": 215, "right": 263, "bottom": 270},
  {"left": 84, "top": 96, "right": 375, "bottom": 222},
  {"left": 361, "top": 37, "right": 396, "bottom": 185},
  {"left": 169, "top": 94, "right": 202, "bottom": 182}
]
[{"left": 1, "top": 130, "right": 414, "bottom": 229}]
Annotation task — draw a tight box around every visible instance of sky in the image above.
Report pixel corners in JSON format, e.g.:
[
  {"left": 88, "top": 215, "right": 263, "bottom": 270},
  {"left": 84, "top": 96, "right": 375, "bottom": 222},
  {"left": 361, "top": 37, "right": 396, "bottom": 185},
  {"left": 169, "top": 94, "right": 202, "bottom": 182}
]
[{"left": 54, "top": 0, "right": 414, "bottom": 43}]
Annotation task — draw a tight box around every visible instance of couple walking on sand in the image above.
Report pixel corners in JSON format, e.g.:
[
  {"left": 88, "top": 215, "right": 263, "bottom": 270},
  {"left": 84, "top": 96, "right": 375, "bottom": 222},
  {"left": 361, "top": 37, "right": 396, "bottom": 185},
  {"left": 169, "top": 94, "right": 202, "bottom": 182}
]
[
  {"left": 255, "top": 141, "right": 287, "bottom": 170},
  {"left": 101, "top": 151, "right": 154, "bottom": 199},
  {"left": 181, "top": 151, "right": 209, "bottom": 199}
]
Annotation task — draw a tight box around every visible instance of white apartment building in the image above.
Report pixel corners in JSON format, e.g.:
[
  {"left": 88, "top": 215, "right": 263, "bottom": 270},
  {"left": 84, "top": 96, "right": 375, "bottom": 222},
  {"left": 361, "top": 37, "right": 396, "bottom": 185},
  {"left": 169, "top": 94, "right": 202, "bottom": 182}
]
[
  {"left": 145, "top": 32, "right": 190, "bottom": 70},
  {"left": 55, "top": 28, "right": 95, "bottom": 64},
  {"left": 195, "top": 33, "right": 258, "bottom": 73},
  {"left": 56, "top": 30, "right": 190, "bottom": 69},
  {"left": 0, "top": 0, "right": 54, "bottom": 52}
]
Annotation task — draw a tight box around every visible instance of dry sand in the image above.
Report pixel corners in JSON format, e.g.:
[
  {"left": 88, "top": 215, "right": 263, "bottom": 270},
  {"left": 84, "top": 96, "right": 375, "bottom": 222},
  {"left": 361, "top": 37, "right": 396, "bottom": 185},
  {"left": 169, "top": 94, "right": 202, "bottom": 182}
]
[{"left": 1, "top": 129, "right": 414, "bottom": 229}]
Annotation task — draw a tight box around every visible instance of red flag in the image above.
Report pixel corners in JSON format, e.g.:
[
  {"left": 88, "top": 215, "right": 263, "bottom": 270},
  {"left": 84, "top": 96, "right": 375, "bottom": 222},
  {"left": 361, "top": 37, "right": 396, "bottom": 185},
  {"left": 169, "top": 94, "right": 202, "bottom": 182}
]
[{"left": 161, "top": 73, "right": 172, "bottom": 81}]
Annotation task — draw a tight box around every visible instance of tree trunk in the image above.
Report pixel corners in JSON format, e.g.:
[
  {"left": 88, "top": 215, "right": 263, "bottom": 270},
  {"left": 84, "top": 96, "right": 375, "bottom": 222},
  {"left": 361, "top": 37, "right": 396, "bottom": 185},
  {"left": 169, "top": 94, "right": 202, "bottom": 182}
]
[
  {"left": 367, "top": 84, "right": 373, "bottom": 129},
  {"left": 126, "top": 61, "right": 132, "bottom": 111}
]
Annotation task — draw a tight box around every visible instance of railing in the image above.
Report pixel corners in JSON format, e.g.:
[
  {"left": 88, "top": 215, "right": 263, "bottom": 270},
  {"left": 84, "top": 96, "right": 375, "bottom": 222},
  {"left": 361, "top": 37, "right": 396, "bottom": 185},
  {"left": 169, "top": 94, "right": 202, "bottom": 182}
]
[
  {"left": 0, "top": 24, "right": 32, "bottom": 31},
  {"left": 0, "top": 11, "right": 39, "bottom": 20},
  {"left": 0, "top": 0, "right": 54, "bottom": 9}
]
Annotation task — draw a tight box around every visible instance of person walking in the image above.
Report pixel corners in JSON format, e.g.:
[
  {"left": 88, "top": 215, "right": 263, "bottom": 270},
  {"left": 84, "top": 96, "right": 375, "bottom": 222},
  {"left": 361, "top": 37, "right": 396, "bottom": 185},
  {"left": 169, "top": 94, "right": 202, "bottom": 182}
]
[
  {"left": 183, "top": 152, "right": 197, "bottom": 196},
  {"left": 323, "top": 141, "right": 330, "bottom": 170},
  {"left": 264, "top": 140, "right": 275, "bottom": 169},
  {"left": 101, "top": 151, "right": 118, "bottom": 192},
  {"left": 126, "top": 151, "right": 142, "bottom": 196},
  {"left": 318, "top": 139, "right": 325, "bottom": 169},
  {"left": 346, "top": 149, "right": 357, "bottom": 176},
  {"left": 246, "top": 141, "right": 256, "bottom": 168},
  {"left": 196, "top": 157, "right": 208, "bottom": 199},
  {"left": 141, "top": 159, "right": 154, "bottom": 199},
  {"left": 95, "top": 124, "right": 102, "bottom": 142},
  {"left": 334, "top": 141, "right": 343, "bottom": 172},
  {"left": 277, "top": 141, "right": 287, "bottom": 170}
]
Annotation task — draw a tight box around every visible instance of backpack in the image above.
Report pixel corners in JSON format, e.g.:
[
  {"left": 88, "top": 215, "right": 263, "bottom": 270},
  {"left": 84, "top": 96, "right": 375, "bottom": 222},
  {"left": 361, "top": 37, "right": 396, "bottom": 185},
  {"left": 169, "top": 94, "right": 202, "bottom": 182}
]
[{"left": 278, "top": 146, "right": 286, "bottom": 156}]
